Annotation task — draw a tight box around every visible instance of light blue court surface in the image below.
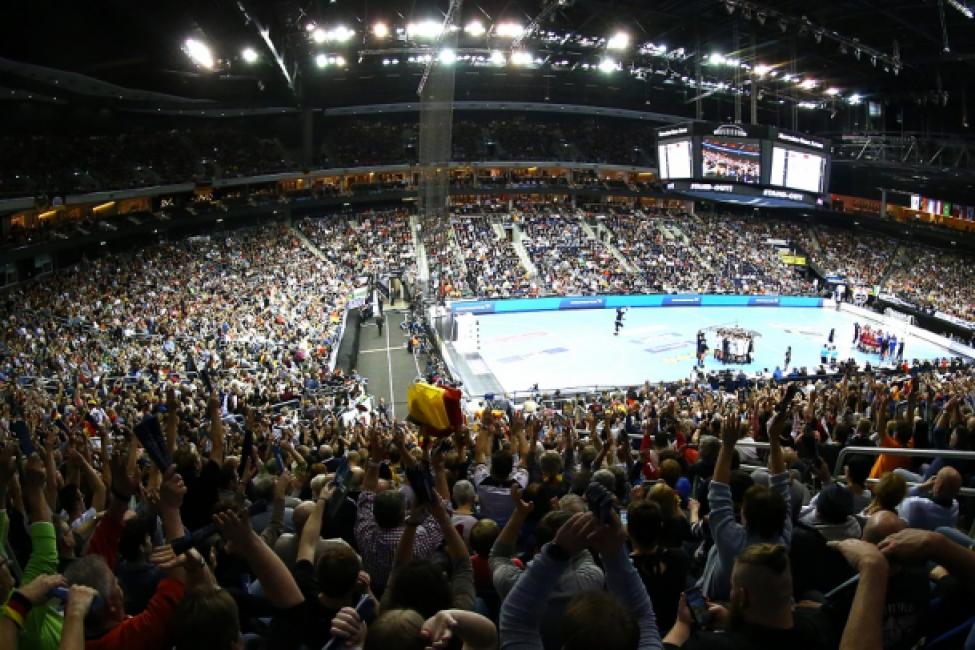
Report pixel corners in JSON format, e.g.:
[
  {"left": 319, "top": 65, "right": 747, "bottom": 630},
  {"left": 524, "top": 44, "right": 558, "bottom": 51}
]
[{"left": 454, "top": 306, "right": 965, "bottom": 395}]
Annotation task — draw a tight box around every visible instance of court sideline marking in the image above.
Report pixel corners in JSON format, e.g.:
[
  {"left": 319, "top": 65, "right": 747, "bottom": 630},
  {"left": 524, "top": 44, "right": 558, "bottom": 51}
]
[{"left": 385, "top": 311, "right": 394, "bottom": 419}]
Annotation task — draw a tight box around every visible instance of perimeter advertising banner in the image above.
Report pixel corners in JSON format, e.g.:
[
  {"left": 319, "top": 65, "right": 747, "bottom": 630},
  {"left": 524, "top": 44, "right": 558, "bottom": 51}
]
[{"left": 450, "top": 294, "right": 823, "bottom": 314}]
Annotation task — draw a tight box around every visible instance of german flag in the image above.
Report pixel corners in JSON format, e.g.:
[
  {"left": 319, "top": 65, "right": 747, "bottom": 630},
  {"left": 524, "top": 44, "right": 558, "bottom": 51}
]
[
  {"left": 407, "top": 382, "right": 464, "bottom": 435},
  {"left": 82, "top": 414, "right": 99, "bottom": 437}
]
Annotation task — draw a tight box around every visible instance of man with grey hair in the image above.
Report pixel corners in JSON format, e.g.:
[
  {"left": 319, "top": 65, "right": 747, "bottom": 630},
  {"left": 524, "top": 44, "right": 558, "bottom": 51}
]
[{"left": 451, "top": 479, "right": 478, "bottom": 550}]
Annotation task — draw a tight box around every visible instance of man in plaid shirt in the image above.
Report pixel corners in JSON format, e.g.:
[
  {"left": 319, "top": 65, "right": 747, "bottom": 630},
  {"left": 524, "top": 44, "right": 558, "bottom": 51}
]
[{"left": 354, "top": 429, "right": 448, "bottom": 593}]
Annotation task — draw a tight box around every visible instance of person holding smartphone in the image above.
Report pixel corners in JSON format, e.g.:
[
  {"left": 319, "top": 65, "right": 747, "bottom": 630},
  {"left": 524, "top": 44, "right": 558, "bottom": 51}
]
[{"left": 662, "top": 541, "right": 889, "bottom": 650}]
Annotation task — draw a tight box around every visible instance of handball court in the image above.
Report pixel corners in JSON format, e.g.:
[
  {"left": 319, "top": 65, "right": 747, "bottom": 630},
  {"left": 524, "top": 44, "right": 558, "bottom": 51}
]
[{"left": 445, "top": 306, "right": 966, "bottom": 398}]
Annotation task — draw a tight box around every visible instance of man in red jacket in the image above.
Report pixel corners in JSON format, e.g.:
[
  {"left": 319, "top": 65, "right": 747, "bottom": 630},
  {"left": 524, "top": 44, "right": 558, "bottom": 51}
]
[{"left": 66, "top": 457, "right": 208, "bottom": 650}]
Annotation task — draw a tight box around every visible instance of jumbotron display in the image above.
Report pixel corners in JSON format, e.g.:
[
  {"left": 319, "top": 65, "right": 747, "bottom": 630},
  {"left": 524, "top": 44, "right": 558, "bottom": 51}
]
[{"left": 656, "top": 122, "right": 830, "bottom": 207}]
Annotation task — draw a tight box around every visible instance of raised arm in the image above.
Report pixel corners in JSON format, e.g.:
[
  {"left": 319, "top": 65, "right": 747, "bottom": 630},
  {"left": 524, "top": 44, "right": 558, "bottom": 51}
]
[
  {"left": 879, "top": 528, "right": 975, "bottom": 589},
  {"left": 68, "top": 448, "right": 107, "bottom": 513},
  {"left": 297, "top": 483, "right": 328, "bottom": 564},
  {"left": 500, "top": 513, "right": 594, "bottom": 650},
  {"left": 165, "top": 387, "right": 179, "bottom": 457},
  {"left": 713, "top": 413, "right": 739, "bottom": 485},
  {"left": 766, "top": 408, "right": 787, "bottom": 476},
  {"left": 58, "top": 585, "right": 100, "bottom": 650},
  {"left": 207, "top": 392, "right": 225, "bottom": 467},
  {"left": 828, "top": 540, "right": 889, "bottom": 650},
  {"left": 214, "top": 509, "right": 304, "bottom": 608}
]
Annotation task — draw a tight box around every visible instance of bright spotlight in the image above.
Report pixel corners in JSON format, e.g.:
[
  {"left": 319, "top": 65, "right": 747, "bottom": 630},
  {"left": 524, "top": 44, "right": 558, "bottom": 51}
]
[
  {"left": 824, "top": 87, "right": 840, "bottom": 96},
  {"left": 511, "top": 51, "right": 533, "bottom": 66},
  {"left": 184, "top": 38, "right": 214, "bottom": 69},
  {"left": 708, "top": 52, "right": 727, "bottom": 65},
  {"left": 305, "top": 23, "right": 316, "bottom": 32},
  {"left": 496, "top": 22, "right": 525, "bottom": 38},
  {"left": 372, "top": 22, "right": 389, "bottom": 38},
  {"left": 335, "top": 55, "right": 346, "bottom": 67},
  {"left": 490, "top": 50, "right": 506, "bottom": 65},
  {"left": 847, "top": 93, "right": 862, "bottom": 105},
  {"left": 439, "top": 49, "right": 457, "bottom": 65},
  {"left": 241, "top": 47, "right": 259, "bottom": 64},
  {"left": 753, "top": 64, "right": 771, "bottom": 77},
  {"left": 312, "top": 28, "right": 327, "bottom": 43},
  {"left": 407, "top": 20, "right": 444, "bottom": 39},
  {"left": 598, "top": 58, "right": 618, "bottom": 73},
  {"left": 315, "top": 53, "right": 328, "bottom": 68},
  {"left": 465, "top": 20, "right": 486, "bottom": 36},
  {"left": 606, "top": 32, "right": 629, "bottom": 51},
  {"left": 326, "top": 26, "right": 355, "bottom": 42},
  {"left": 799, "top": 78, "right": 818, "bottom": 89}
]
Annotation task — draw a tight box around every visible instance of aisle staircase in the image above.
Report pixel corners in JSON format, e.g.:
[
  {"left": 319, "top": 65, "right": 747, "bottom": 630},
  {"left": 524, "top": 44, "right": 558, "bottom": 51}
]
[
  {"left": 291, "top": 225, "right": 329, "bottom": 262},
  {"left": 597, "top": 219, "right": 639, "bottom": 273},
  {"left": 410, "top": 213, "right": 430, "bottom": 285},
  {"left": 878, "top": 242, "right": 905, "bottom": 290},
  {"left": 510, "top": 223, "right": 538, "bottom": 276}
]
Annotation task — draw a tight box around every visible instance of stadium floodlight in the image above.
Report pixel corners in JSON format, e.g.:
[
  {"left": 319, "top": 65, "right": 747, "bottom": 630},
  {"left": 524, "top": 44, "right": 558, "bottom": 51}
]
[
  {"left": 465, "top": 20, "right": 486, "bottom": 36},
  {"left": 407, "top": 20, "right": 444, "bottom": 39},
  {"left": 824, "top": 87, "right": 840, "bottom": 96},
  {"left": 315, "top": 53, "right": 328, "bottom": 68},
  {"left": 372, "top": 22, "right": 389, "bottom": 38},
  {"left": 489, "top": 50, "right": 506, "bottom": 65},
  {"left": 184, "top": 38, "right": 214, "bottom": 69},
  {"left": 241, "top": 47, "right": 259, "bottom": 63},
  {"left": 606, "top": 32, "right": 629, "bottom": 51},
  {"left": 495, "top": 22, "right": 525, "bottom": 38},
  {"left": 326, "top": 26, "right": 355, "bottom": 42},
  {"left": 439, "top": 48, "right": 457, "bottom": 65},
  {"left": 598, "top": 57, "right": 619, "bottom": 73},
  {"left": 510, "top": 50, "right": 533, "bottom": 66}
]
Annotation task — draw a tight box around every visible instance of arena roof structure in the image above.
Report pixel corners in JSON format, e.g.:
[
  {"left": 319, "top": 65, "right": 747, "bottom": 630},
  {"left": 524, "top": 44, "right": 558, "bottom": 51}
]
[{"left": 1, "top": 1, "right": 974, "bottom": 131}]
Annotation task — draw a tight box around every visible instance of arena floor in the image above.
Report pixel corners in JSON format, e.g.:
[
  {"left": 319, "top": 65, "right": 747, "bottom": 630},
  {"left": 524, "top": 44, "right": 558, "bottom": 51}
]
[{"left": 445, "top": 306, "right": 967, "bottom": 397}]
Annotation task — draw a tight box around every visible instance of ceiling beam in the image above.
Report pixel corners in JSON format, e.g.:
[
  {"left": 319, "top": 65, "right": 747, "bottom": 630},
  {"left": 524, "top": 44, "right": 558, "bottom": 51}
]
[{"left": 234, "top": 0, "right": 297, "bottom": 99}]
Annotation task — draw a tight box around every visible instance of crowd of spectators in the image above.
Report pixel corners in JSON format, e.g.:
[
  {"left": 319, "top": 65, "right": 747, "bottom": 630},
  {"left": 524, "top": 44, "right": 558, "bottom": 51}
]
[
  {"left": 451, "top": 217, "right": 537, "bottom": 299},
  {"left": 521, "top": 211, "right": 632, "bottom": 295},
  {"left": 684, "top": 213, "right": 816, "bottom": 295},
  {"left": 1, "top": 224, "right": 362, "bottom": 409},
  {"left": 599, "top": 210, "right": 709, "bottom": 294},
  {"left": 296, "top": 210, "right": 416, "bottom": 280},
  {"left": 318, "top": 116, "right": 657, "bottom": 168},
  {"left": 813, "top": 227, "right": 900, "bottom": 288},
  {"left": 1, "top": 203, "right": 975, "bottom": 650},
  {"left": 886, "top": 246, "right": 975, "bottom": 324},
  {"left": 2, "top": 320, "right": 974, "bottom": 650},
  {"left": 0, "top": 131, "right": 293, "bottom": 198}
]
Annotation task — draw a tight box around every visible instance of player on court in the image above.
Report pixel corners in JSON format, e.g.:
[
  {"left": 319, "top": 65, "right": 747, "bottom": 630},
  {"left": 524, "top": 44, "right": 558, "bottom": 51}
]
[{"left": 614, "top": 307, "right": 625, "bottom": 336}]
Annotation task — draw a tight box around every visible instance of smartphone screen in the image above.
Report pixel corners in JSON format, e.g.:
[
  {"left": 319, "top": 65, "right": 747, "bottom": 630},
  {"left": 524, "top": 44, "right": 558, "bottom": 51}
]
[{"left": 684, "top": 586, "right": 711, "bottom": 626}]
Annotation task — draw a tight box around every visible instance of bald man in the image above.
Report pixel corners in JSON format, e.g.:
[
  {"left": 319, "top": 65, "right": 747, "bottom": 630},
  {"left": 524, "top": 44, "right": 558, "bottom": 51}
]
[
  {"left": 897, "top": 467, "right": 961, "bottom": 531},
  {"left": 862, "top": 509, "right": 907, "bottom": 545},
  {"left": 274, "top": 500, "right": 332, "bottom": 568}
]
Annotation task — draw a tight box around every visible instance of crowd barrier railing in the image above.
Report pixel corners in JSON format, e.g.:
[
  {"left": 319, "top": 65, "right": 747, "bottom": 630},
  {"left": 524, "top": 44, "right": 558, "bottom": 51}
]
[
  {"left": 628, "top": 439, "right": 975, "bottom": 497},
  {"left": 833, "top": 446, "right": 975, "bottom": 477}
]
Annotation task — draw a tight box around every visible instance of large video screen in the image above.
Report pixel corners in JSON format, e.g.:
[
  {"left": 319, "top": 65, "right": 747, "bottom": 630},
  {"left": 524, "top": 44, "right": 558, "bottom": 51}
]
[
  {"left": 657, "top": 139, "right": 693, "bottom": 180},
  {"left": 770, "top": 146, "right": 825, "bottom": 193},
  {"left": 701, "top": 138, "right": 761, "bottom": 184}
]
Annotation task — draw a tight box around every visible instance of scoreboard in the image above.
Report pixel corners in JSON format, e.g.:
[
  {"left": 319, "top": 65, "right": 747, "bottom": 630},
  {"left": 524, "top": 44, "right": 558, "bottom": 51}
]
[{"left": 656, "top": 122, "right": 830, "bottom": 207}]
